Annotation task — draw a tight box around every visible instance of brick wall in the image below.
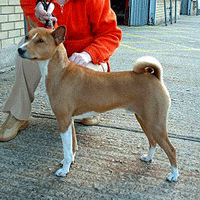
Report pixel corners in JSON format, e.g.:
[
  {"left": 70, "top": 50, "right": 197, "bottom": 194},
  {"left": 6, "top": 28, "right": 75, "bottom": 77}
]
[
  {"left": 156, "top": 0, "right": 181, "bottom": 25},
  {"left": 0, "top": 0, "right": 25, "bottom": 49}
]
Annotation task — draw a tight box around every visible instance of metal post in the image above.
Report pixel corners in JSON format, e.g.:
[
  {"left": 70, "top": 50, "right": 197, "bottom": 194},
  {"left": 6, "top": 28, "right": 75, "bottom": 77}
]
[
  {"left": 24, "top": 15, "right": 28, "bottom": 35},
  {"left": 128, "top": 0, "right": 133, "bottom": 25},
  {"left": 170, "top": 0, "right": 173, "bottom": 24},
  {"left": 149, "top": 0, "right": 156, "bottom": 26},
  {"left": 188, "top": 0, "right": 191, "bottom": 15},
  {"left": 164, "top": 0, "right": 167, "bottom": 26},
  {"left": 175, "top": 0, "right": 177, "bottom": 23}
]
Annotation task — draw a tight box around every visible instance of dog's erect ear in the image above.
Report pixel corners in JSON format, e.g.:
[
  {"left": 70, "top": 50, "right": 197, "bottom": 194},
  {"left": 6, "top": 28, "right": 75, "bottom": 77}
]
[
  {"left": 27, "top": 16, "right": 38, "bottom": 30},
  {"left": 51, "top": 26, "right": 66, "bottom": 46}
]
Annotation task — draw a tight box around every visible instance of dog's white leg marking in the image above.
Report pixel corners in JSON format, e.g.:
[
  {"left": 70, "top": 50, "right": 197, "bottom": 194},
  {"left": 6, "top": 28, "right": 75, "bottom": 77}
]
[
  {"left": 61, "top": 150, "right": 76, "bottom": 166},
  {"left": 166, "top": 166, "right": 179, "bottom": 182},
  {"left": 38, "top": 60, "right": 50, "bottom": 104},
  {"left": 141, "top": 146, "right": 156, "bottom": 162},
  {"left": 56, "top": 124, "right": 73, "bottom": 177}
]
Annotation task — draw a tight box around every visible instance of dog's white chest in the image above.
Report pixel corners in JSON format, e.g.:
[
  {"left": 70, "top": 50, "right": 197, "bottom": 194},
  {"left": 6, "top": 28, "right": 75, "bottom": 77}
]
[{"left": 38, "top": 60, "right": 50, "bottom": 104}]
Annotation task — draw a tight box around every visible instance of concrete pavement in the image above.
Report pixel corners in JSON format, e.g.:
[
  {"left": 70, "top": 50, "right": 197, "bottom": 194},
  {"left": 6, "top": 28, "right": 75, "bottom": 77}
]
[{"left": 0, "top": 15, "right": 200, "bottom": 199}]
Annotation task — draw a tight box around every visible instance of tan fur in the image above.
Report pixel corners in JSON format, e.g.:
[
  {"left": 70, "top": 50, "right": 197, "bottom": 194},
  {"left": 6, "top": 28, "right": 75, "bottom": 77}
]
[{"left": 18, "top": 25, "right": 178, "bottom": 179}]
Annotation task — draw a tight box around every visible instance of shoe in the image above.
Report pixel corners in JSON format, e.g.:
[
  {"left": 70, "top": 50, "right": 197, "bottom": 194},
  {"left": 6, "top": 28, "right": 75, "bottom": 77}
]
[
  {"left": 0, "top": 114, "right": 30, "bottom": 142},
  {"left": 80, "top": 115, "right": 101, "bottom": 126}
]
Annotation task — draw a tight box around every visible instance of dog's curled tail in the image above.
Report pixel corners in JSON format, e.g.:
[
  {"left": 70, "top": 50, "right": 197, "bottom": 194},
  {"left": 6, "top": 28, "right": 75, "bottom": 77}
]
[{"left": 133, "top": 56, "right": 163, "bottom": 82}]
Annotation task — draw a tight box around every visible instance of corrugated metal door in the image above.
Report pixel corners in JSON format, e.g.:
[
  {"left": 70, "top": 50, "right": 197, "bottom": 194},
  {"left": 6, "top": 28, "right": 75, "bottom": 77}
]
[{"left": 129, "top": 0, "right": 149, "bottom": 26}]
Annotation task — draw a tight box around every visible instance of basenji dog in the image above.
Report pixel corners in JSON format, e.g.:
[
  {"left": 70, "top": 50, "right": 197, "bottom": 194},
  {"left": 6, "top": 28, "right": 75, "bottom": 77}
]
[{"left": 17, "top": 20, "right": 179, "bottom": 181}]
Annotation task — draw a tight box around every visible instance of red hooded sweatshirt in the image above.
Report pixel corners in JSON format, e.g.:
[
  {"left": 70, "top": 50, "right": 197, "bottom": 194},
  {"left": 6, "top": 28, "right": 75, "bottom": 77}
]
[{"left": 20, "top": 0, "right": 122, "bottom": 71}]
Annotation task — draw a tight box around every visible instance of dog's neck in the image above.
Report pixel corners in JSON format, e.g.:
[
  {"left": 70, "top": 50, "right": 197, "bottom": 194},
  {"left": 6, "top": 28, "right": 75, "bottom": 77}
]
[
  {"left": 50, "top": 44, "right": 70, "bottom": 72},
  {"left": 37, "top": 44, "right": 70, "bottom": 103},
  {"left": 38, "top": 44, "right": 70, "bottom": 78}
]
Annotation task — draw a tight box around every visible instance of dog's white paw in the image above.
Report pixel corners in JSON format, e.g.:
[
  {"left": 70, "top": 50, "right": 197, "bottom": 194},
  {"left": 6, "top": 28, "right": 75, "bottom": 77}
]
[
  {"left": 56, "top": 161, "right": 71, "bottom": 177},
  {"left": 56, "top": 159, "right": 73, "bottom": 177},
  {"left": 55, "top": 167, "right": 69, "bottom": 177},
  {"left": 166, "top": 166, "right": 179, "bottom": 182},
  {"left": 166, "top": 172, "right": 178, "bottom": 182},
  {"left": 141, "top": 154, "right": 152, "bottom": 162},
  {"left": 141, "top": 147, "right": 155, "bottom": 162}
]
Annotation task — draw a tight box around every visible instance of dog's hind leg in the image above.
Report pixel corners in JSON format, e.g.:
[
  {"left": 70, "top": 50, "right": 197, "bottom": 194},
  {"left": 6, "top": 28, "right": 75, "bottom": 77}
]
[
  {"left": 135, "top": 114, "right": 157, "bottom": 162},
  {"left": 152, "top": 130, "right": 179, "bottom": 181},
  {"left": 136, "top": 113, "right": 179, "bottom": 181}
]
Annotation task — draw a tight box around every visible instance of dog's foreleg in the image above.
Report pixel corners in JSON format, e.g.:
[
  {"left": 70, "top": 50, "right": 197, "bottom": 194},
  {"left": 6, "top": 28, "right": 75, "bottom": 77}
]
[
  {"left": 60, "top": 120, "right": 77, "bottom": 165},
  {"left": 56, "top": 124, "right": 74, "bottom": 177},
  {"left": 141, "top": 146, "right": 156, "bottom": 162}
]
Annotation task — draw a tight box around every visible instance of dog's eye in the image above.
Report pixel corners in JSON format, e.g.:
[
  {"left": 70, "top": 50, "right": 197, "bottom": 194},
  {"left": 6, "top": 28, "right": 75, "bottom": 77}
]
[{"left": 38, "top": 38, "right": 44, "bottom": 43}]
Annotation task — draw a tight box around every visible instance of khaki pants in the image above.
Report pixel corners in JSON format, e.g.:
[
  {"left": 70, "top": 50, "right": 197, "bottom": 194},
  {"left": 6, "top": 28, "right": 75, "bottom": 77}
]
[{"left": 2, "top": 39, "right": 107, "bottom": 120}]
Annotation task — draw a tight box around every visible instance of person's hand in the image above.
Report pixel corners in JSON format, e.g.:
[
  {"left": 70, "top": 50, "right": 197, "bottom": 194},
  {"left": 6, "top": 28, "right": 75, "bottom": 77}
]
[
  {"left": 69, "top": 52, "right": 92, "bottom": 66},
  {"left": 35, "top": 2, "right": 57, "bottom": 24}
]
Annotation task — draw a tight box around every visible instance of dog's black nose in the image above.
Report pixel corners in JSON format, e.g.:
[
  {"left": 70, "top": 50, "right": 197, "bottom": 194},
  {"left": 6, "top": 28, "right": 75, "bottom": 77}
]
[{"left": 18, "top": 48, "right": 26, "bottom": 56}]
